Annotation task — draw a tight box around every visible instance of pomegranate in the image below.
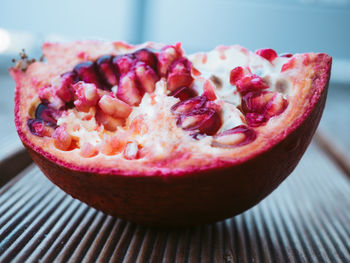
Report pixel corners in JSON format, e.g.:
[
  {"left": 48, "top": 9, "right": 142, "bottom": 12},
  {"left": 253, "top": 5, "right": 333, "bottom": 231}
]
[
  {"left": 255, "top": 48, "right": 278, "bottom": 62},
  {"left": 10, "top": 41, "right": 331, "bottom": 226}
]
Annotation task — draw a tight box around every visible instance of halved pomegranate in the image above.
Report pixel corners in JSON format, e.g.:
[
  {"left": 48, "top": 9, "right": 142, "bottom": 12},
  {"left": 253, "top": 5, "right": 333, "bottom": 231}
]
[{"left": 10, "top": 41, "right": 331, "bottom": 226}]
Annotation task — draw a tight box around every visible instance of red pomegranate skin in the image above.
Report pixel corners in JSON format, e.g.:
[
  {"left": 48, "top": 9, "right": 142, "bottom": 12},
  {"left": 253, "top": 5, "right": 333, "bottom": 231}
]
[{"left": 13, "top": 50, "right": 331, "bottom": 226}]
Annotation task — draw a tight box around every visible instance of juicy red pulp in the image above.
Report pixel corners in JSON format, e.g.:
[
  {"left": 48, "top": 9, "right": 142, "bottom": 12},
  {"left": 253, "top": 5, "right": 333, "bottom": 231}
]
[
  {"left": 28, "top": 46, "right": 289, "bottom": 149},
  {"left": 172, "top": 96, "right": 222, "bottom": 136},
  {"left": 30, "top": 46, "right": 203, "bottom": 138}
]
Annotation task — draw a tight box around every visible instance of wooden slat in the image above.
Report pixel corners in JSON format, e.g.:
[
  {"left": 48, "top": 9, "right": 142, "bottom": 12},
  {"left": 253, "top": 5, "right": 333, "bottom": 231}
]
[
  {"left": 0, "top": 131, "right": 32, "bottom": 187},
  {"left": 315, "top": 130, "right": 350, "bottom": 178},
  {"left": 318, "top": 82, "right": 350, "bottom": 160},
  {"left": 0, "top": 142, "right": 350, "bottom": 262}
]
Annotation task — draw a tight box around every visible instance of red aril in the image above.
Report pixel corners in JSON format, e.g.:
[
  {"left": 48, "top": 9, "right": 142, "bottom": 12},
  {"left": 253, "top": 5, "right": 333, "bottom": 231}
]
[
  {"left": 96, "top": 55, "right": 119, "bottom": 87},
  {"left": 157, "top": 45, "right": 181, "bottom": 77},
  {"left": 116, "top": 72, "right": 143, "bottom": 106},
  {"left": 134, "top": 62, "right": 159, "bottom": 93},
  {"left": 133, "top": 48, "right": 158, "bottom": 71},
  {"left": 74, "top": 61, "right": 103, "bottom": 90},
  {"left": 236, "top": 74, "right": 269, "bottom": 94},
  {"left": 178, "top": 108, "right": 221, "bottom": 136},
  {"left": 112, "top": 54, "right": 135, "bottom": 75},
  {"left": 242, "top": 91, "right": 288, "bottom": 126},
  {"left": 255, "top": 48, "right": 278, "bottom": 62},
  {"left": 171, "top": 96, "right": 207, "bottom": 115},
  {"left": 230, "top": 66, "right": 244, "bottom": 85},
  {"left": 169, "top": 86, "right": 197, "bottom": 101},
  {"left": 166, "top": 58, "right": 193, "bottom": 91},
  {"left": 213, "top": 125, "right": 256, "bottom": 147}
]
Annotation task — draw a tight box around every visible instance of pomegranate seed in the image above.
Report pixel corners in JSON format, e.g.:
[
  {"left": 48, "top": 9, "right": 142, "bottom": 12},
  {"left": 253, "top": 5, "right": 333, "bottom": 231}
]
[
  {"left": 255, "top": 48, "right": 278, "bottom": 62},
  {"left": 117, "top": 72, "right": 143, "bottom": 106},
  {"left": 38, "top": 85, "right": 65, "bottom": 110},
  {"left": 229, "top": 66, "right": 244, "bottom": 85},
  {"left": 242, "top": 91, "right": 273, "bottom": 114},
  {"left": 95, "top": 108, "right": 125, "bottom": 131},
  {"left": 203, "top": 79, "right": 217, "bottom": 101},
  {"left": 213, "top": 125, "right": 256, "bottom": 147},
  {"left": 98, "top": 94, "right": 132, "bottom": 118},
  {"left": 56, "top": 71, "right": 77, "bottom": 103},
  {"left": 113, "top": 54, "right": 136, "bottom": 75},
  {"left": 264, "top": 93, "right": 288, "bottom": 118},
  {"left": 242, "top": 91, "right": 287, "bottom": 115},
  {"left": 134, "top": 62, "right": 160, "bottom": 93},
  {"left": 192, "top": 67, "right": 201, "bottom": 76},
  {"left": 52, "top": 125, "right": 72, "bottom": 151},
  {"left": 96, "top": 55, "right": 119, "bottom": 87},
  {"left": 245, "top": 113, "right": 267, "bottom": 127},
  {"left": 157, "top": 45, "right": 181, "bottom": 77},
  {"left": 74, "top": 61, "right": 103, "bottom": 90},
  {"left": 73, "top": 82, "right": 99, "bottom": 112},
  {"left": 236, "top": 74, "right": 269, "bottom": 94},
  {"left": 35, "top": 103, "right": 58, "bottom": 126},
  {"left": 279, "top": 53, "right": 293, "bottom": 58},
  {"left": 169, "top": 87, "right": 197, "bottom": 101},
  {"left": 134, "top": 48, "right": 158, "bottom": 71},
  {"left": 178, "top": 108, "right": 222, "bottom": 136},
  {"left": 281, "top": 57, "right": 296, "bottom": 72},
  {"left": 242, "top": 91, "right": 288, "bottom": 127},
  {"left": 171, "top": 96, "right": 207, "bottom": 115},
  {"left": 166, "top": 58, "right": 193, "bottom": 91},
  {"left": 27, "top": 119, "right": 46, "bottom": 137}
]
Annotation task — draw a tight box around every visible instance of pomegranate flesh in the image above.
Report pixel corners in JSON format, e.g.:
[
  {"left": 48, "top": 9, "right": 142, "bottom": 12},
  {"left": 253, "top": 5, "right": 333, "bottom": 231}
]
[{"left": 11, "top": 41, "right": 331, "bottom": 226}]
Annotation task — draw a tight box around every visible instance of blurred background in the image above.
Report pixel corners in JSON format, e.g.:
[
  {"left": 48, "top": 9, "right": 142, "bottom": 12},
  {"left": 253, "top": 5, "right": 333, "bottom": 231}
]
[{"left": 0, "top": 0, "right": 349, "bottom": 160}]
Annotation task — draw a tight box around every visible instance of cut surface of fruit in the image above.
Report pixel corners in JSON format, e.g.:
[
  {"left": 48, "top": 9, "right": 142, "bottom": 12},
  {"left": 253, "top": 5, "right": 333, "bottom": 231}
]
[{"left": 11, "top": 41, "right": 331, "bottom": 226}]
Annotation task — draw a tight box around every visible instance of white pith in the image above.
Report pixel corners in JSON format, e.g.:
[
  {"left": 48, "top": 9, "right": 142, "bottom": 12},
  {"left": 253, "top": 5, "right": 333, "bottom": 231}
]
[{"left": 53, "top": 46, "right": 291, "bottom": 159}]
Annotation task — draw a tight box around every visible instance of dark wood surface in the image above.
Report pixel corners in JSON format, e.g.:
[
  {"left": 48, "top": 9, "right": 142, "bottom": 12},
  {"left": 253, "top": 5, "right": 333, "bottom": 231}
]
[
  {"left": 0, "top": 73, "right": 349, "bottom": 262},
  {"left": 0, "top": 142, "right": 349, "bottom": 262}
]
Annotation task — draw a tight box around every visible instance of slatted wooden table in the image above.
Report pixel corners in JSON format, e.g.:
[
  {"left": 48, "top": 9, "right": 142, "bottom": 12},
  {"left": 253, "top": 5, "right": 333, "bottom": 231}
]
[{"left": 0, "top": 74, "right": 349, "bottom": 262}]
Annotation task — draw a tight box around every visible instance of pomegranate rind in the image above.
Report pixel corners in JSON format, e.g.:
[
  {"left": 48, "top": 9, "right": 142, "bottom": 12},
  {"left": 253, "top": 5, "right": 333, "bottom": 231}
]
[{"left": 11, "top": 42, "right": 331, "bottom": 225}]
